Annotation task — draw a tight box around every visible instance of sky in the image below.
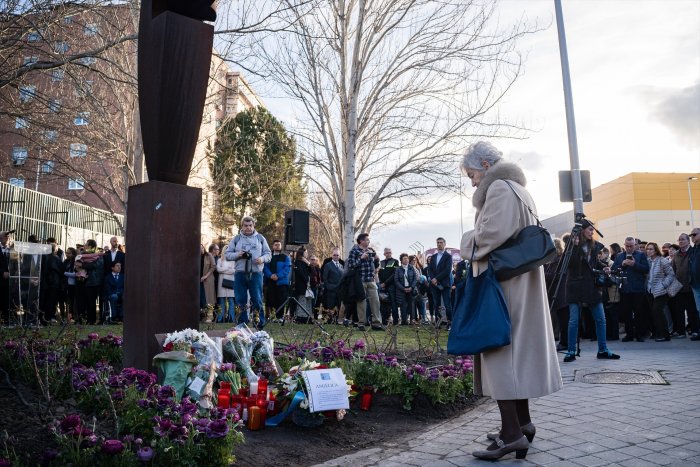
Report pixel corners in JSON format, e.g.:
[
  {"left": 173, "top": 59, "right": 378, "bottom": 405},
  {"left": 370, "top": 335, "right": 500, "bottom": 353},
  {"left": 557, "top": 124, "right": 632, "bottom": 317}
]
[{"left": 258, "top": 0, "right": 700, "bottom": 254}]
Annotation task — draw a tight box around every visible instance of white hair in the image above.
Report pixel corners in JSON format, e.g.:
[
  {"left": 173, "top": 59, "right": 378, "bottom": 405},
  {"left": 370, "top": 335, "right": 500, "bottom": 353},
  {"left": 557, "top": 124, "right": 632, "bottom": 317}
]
[{"left": 461, "top": 141, "right": 503, "bottom": 171}]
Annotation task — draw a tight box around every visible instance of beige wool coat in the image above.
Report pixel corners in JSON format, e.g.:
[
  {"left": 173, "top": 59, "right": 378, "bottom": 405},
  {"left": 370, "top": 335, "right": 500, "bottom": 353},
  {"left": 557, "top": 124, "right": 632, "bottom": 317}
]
[
  {"left": 201, "top": 253, "right": 217, "bottom": 306},
  {"left": 460, "top": 162, "right": 563, "bottom": 400}
]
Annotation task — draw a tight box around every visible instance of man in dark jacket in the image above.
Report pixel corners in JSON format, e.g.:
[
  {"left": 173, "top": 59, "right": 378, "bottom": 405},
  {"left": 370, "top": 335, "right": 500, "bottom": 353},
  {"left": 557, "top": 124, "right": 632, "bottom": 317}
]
[
  {"left": 689, "top": 227, "right": 700, "bottom": 340},
  {"left": 378, "top": 247, "right": 399, "bottom": 325},
  {"left": 80, "top": 239, "right": 104, "bottom": 324},
  {"left": 0, "top": 231, "right": 10, "bottom": 324},
  {"left": 321, "top": 248, "right": 344, "bottom": 320},
  {"left": 671, "top": 232, "right": 699, "bottom": 339},
  {"left": 612, "top": 236, "right": 650, "bottom": 341},
  {"left": 104, "top": 261, "right": 125, "bottom": 323},
  {"left": 428, "top": 237, "right": 453, "bottom": 326},
  {"left": 263, "top": 240, "right": 291, "bottom": 321}
]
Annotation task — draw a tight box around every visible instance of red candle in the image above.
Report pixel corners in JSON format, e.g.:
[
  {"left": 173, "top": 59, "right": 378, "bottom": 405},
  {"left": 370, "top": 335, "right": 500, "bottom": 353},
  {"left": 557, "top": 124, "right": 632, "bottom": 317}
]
[
  {"left": 220, "top": 381, "right": 231, "bottom": 392},
  {"left": 239, "top": 387, "right": 248, "bottom": 397},
  {"left": 248, "top": 406, "right": 262, "bottom": 430},
  {"left": 360, "top": 392, "right": 372, "bottom": 411},
  {"left": 257, "top": 378, "right": 268, "bottom": 397},
  {"left": 217, "top": 389, "right": 230, "bottom": 409},
  {"left": 267, "top": 392, "right": 276, "bottom": 415}
]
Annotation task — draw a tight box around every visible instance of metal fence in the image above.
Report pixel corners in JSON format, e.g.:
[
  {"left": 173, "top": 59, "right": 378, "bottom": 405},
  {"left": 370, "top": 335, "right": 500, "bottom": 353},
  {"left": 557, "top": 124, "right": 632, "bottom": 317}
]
[{"left": 0, "top": 181, "right": 124, "bottom": 250}]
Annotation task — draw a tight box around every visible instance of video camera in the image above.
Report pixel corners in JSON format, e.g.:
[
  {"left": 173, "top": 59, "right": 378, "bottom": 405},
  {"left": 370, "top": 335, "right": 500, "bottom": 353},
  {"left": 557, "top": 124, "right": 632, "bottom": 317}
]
[{"left": 592, "top": 267, "right": 627, "bottom": 287}]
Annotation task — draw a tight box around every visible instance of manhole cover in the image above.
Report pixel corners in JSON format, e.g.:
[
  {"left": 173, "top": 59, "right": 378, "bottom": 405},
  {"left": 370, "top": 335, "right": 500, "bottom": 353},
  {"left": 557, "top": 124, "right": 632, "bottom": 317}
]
[{"left": 574, "top": 369, "right": 667, "bottom": 385}]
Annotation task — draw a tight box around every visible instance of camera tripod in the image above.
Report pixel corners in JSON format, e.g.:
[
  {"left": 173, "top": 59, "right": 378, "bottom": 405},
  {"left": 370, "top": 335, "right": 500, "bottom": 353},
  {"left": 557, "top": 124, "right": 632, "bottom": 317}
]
[
  {"left": 547, "top": 212, "right": 604, "bottom": 357},
  {"left": 272, "top": 250, "right": 328, "bottom": 335}
]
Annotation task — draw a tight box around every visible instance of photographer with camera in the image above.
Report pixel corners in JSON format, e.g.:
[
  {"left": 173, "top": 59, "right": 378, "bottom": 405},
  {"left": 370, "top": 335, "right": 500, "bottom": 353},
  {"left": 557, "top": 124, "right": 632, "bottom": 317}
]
[
  {"left": 225, "top": 216, "right": 271, "bottom": 327},
  {"left": 612, "top": 236, "right": 650, "bottom": 341},
  {"left": 563, "top": 219, "right": 620, "bottom": 362}
]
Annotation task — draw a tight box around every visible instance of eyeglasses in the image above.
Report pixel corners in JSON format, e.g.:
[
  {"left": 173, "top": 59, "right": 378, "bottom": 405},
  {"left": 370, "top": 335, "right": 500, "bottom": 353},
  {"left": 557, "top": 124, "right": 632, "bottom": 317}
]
[{"left": 691, "top": 233, "right": 697, "bottom": 237}]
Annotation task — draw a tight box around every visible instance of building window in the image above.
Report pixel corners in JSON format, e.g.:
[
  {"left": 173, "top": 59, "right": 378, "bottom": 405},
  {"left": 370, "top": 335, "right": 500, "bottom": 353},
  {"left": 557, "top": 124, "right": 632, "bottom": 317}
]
[
  {"left": 9, "top": 178, "right": 25, "bottom": 188},
  {"left": 41, "top": 161, "right": 54, "bottom": 174},
  {"left": 27, "top": 31, "right": 41, "bottom": 41},
  {"left": 68, "top": 178, "right": 85, "bottom": 190},
  {"left": 54, "top": 41, "right": 69, "bottom": 54},
  {"left": 74, "top": 112, "right": 89, "bottom": 125},
  {"left": 676, "top": 221, "right": 680, "bottom": 226},
  {"left": 84, "top": 23, "right": 99, "bottom": 36},
  {"left": 52, "top": 69, "right": 65, "bottom": 82},
  {"left": 48, "top": 99, "right": 61, "bottom": 112},
  {"left": 15, "top": 117, "right": 29, "bottom": 129},
  {"left": 44, "top": 129, "right": 58, "bottom": 141},
  {"left": 69, "top": 143, "right": 87, "bottom": 158},
  {"left": 79, "top": 56, "right": 96, "bottom": 66},
  {"left": 12, "top": 147, "right": 28, "bottom": 165},
  {"left": 19, "top": 85, "right": 36, "bottom": 102},
  {"left": 23, "top": 56, "right": 39, "bottom": 66}
]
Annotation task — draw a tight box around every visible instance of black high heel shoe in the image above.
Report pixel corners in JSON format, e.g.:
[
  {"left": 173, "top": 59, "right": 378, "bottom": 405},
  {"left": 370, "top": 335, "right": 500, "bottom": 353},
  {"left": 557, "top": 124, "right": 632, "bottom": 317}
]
[
  {"left": 487, "top": 422, "right": 536, "bottom": 443},
  {"left": 472, "top": 435, "right": 529, "bottom": 460}
]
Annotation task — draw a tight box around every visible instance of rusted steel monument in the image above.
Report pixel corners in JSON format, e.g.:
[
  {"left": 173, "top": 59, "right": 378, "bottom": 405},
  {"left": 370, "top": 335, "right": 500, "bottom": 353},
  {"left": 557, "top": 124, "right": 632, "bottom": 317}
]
[{"left": 123, "top": 0, "right": 216, "bottom": 370}]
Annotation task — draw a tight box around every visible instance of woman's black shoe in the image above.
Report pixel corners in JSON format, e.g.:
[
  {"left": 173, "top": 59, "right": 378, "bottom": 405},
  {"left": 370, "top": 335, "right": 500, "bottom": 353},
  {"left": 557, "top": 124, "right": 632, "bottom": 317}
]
[
  {"left": 563, "top": 353, "right": 576, "bottom": 363},
  {"left": 597, "top": 351, "right": 620, "bottom": 359}
]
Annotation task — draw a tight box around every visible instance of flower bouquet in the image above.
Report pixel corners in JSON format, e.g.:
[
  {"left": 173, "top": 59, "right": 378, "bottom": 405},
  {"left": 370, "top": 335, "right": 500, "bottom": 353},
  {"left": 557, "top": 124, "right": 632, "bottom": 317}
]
[
  {"left": 155, "top": 328, "right": 219, "bottom": 404},
  {"left": 223, "top": 325, "right": 257, "bottom": 383},
  {"left": 251, "top": 330, "right": 281, "bottom": 377}
]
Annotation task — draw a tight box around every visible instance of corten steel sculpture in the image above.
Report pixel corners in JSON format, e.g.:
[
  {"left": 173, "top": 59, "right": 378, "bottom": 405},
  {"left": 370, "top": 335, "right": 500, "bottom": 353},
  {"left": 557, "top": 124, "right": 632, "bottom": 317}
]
[{"left": 123, "top": 0, "right": 216, "bottom": 370}]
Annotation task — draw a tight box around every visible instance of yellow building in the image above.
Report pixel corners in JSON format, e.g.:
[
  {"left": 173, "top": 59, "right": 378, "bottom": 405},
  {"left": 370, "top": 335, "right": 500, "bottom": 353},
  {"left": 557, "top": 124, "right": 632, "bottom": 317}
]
[{"left": 543, "top": 173, "right": 700, "bottom": 246}]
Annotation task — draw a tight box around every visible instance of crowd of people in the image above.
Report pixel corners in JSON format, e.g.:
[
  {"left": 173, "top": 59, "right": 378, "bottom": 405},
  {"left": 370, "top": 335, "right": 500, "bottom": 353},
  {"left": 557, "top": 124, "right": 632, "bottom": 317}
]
[
  {"left": 545, "top": 226, "right": 700, "bottom": 364},
  {"left": 0, "top": 232, "right": 125, "bottom": 326},
  {"left": 195, "top": 217, "right": 465, "bottom": 331}
]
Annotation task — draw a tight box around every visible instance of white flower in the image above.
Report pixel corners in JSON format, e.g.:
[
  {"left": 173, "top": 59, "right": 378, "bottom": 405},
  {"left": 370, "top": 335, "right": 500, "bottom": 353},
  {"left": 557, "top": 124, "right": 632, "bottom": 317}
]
[
  {"left": 299, "top": 399, "right": 309, "bottom": 409},
  {"left": 336, "top": 409, "right": 346, "bottom": 421}
]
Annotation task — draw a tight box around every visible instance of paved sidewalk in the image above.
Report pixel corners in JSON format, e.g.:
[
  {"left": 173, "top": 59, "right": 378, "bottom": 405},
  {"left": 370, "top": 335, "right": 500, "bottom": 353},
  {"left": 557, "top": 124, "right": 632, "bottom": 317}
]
[{"left": 316, "top": 339, "right": 700, "bottom": 466}]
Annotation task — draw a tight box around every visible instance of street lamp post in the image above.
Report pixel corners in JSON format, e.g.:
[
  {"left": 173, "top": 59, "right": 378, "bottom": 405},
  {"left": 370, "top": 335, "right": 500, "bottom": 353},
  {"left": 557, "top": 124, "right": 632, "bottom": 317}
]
[{"left": 688, "top": 176, "right": 698, "bottom": 227}]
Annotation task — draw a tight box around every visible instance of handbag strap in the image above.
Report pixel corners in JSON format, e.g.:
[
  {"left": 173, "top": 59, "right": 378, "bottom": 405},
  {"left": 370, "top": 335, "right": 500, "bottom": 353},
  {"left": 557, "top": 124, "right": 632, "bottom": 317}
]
[{"left": 503, "top": 180, "right": 543, "bottom": 227}]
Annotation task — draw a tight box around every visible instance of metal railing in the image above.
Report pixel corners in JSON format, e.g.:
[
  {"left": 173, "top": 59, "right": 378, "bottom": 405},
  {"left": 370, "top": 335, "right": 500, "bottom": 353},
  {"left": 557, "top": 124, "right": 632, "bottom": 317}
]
[{"left": 0, "top": 181, "right": 124, "bottom": 250}]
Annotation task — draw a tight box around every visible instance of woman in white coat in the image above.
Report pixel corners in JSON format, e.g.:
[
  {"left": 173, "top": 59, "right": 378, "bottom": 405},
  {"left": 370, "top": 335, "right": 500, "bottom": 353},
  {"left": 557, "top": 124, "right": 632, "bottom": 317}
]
[
  {"left": 460, "top": 141, "right": 563, "bottom": 461},
  {"left": 216, "top": 251, "right": 236, "bottom": 323}
]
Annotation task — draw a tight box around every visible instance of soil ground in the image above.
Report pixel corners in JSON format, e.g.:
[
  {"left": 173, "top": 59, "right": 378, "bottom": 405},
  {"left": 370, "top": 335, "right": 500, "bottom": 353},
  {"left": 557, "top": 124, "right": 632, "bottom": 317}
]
[{"left": 0, "top": 381, "right": 477, "bottom": 466}]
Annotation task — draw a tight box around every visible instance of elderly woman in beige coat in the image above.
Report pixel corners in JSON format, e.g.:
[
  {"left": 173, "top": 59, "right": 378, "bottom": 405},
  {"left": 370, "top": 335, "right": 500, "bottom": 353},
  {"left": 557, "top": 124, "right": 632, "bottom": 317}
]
[{"left": 460, "top": 141, "right": 562, "bottom": 461}]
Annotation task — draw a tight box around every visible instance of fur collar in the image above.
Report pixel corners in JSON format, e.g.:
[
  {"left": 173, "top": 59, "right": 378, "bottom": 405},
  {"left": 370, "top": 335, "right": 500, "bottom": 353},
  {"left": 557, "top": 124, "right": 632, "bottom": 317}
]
[{"left": 471, "top": 161, "right": 527, "bottom": 210}]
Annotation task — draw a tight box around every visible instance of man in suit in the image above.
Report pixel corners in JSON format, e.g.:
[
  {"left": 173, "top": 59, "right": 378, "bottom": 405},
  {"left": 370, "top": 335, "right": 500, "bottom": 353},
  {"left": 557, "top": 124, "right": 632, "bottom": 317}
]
[
  {"left": 428, "top": 237, "right": 453, "bottom": 327},
  {"left": 104, "top": 261, "right": 125, "bottom": 323},
  {"left": 322, "top": 247, "right": 345, "bottom": 321},
  {"left": 102, "top": 237, "right": 125, "bottom": 324},
  {"left": 103, "top": 236, "right": 125, "bottom": 273}
]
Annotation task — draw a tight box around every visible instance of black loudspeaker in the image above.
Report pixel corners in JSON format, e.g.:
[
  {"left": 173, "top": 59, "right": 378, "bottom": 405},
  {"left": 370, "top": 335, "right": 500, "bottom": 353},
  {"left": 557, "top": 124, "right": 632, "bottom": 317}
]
[{"left": 284, "top": 209, "right": 309, "bottom": 245}]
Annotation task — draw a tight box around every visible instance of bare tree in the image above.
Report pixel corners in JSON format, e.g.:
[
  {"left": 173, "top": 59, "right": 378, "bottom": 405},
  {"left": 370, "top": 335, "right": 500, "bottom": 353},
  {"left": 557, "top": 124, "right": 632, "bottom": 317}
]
[{"left": 230, "top": 0, "right": 537, "bottom": 254}]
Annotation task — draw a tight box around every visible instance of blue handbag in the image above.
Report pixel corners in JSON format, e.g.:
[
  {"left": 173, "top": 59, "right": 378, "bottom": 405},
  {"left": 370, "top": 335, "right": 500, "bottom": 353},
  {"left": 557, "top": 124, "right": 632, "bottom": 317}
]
[{"left": 447, "top": 252, "right": 512, "bottom": 355}]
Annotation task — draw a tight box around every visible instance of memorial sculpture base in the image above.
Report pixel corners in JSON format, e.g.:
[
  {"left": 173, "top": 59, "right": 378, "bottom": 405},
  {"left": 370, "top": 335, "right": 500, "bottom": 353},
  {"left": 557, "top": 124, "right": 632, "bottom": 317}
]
[{"left": 122, "top": 181, "right": 201, "bottom": 371}]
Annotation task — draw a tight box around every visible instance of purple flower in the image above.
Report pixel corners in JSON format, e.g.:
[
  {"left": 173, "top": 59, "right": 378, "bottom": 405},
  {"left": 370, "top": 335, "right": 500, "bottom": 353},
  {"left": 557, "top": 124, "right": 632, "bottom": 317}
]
[
  {"left": 205, "top": 419, "right": 229, "bottom": 438},
  {"left": 137, "top": 447, "right": 154, "bottom": 462},
  {"left": 59, "top": 414, "right": 82, "bottom": 434},
  {"left": 88, "top": 332, "right": 99, "bottom": 340},
  {"left": 220, "top": 363, "right": 233, "bottom": 371},
  {"left": 353, "top": 339, "right": 366, "bottom": 351},
  {"left": 0, "top": 459, "right": 11, "bottom": 467},
  {"left": 101, "top": 439, "right": 124, "bottom": 455},
  {"left": 178, "top": 397, "right": 198, "bottom": 416},
  {"left": 84, "top": 433, "right": 98, "bottom": 447},
  {"left": 153, "top": 416, "right": 175, "bottom": 437},
  {"left": 157, "top": 385, "right": 176, "bottom": 400},
  {"left": 3, "top": 340, "right": 16, "bottom": 350}
]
